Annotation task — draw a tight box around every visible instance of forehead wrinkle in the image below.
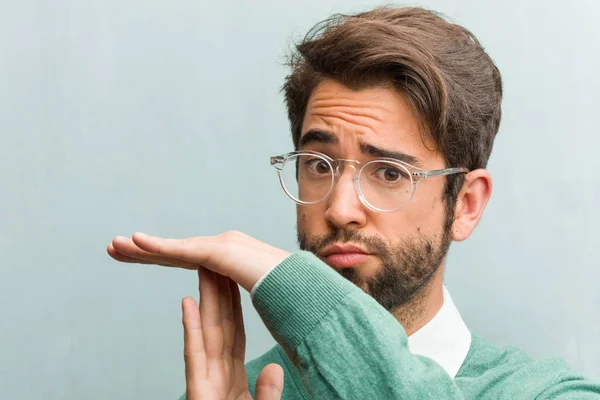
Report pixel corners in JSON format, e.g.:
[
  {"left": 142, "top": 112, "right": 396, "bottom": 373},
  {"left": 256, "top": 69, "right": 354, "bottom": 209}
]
[
  {"left": 309, "top": 97, "right": 389, "bottom": 123},
  {"left": 309, "top": 111, "right": 381, "bottom": 138},
  {"left": 305, "top": 95, "right": 396, "bottom": 140}
]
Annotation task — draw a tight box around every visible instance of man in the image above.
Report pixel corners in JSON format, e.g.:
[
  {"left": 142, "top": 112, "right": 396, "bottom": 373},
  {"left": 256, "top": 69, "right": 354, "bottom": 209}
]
[{"left": 108, "top": 6, "right": 600, "bottom": 399}]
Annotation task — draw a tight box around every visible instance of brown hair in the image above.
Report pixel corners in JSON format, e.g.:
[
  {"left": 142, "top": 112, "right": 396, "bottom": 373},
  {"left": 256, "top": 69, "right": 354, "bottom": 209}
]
[{"left": 283, "top": 6, "right": 503, "bottom": 228}]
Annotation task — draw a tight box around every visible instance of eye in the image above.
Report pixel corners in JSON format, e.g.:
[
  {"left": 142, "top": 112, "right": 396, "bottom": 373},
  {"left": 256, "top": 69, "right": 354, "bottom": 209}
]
[
  {"left": 374, "top": 166, "right": 406, "bottom": 183},
  {"left": 305, "top": 158, "right": 331, "bottom": 174}
]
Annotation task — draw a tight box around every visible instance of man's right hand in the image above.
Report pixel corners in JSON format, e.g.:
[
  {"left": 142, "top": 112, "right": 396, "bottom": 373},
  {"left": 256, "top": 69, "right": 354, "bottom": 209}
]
[{"left": 182, "top": 267, "right": 284, "bottom": 400}]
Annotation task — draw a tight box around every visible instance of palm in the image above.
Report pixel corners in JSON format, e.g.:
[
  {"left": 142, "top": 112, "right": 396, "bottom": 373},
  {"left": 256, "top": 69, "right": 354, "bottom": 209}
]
[
  {"left": 182, "top": 267, "right": 283, "bottom": 400},
  {"left": 191, "top": 354, "right": 249, "bottom": 400}
]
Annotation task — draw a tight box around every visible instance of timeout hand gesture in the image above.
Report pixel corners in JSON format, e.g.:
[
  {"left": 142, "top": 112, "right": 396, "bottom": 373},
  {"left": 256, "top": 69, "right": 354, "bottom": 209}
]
[{"left": 107, "top": 232, "right": 288, "bottom": 399}]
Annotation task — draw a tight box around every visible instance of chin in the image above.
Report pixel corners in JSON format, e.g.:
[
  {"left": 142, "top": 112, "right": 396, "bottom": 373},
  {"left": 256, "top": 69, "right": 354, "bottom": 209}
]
[{"left": 335, "top": 261, "right": 381, "bottom": 282}]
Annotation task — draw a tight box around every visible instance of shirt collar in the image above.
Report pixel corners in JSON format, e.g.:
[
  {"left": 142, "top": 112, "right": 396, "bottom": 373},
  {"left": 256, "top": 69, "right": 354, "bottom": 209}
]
[{"left": 406, "top": 286, "right": 471, "bottom": 378}]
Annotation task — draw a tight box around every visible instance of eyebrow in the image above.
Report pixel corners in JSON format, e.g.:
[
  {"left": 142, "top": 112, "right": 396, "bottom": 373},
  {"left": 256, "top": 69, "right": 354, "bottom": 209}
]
[
  {"left": 299, "top": 130, "right": 339, "bottom": 147},
  {"left": 299, "top": 129, "right": 423, "bottom": 167},
  {"left": 359, "top": 143, "right": 422, "bottom": 167}
]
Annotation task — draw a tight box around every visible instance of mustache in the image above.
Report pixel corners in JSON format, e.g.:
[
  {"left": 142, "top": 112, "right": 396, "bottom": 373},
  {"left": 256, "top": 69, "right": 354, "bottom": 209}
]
[{"left": 298, "top": 229, "right": 390, "bottom": 257}]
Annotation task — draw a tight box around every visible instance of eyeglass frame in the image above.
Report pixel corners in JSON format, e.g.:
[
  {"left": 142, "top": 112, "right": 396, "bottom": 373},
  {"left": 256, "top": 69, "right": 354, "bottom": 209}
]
[{"left": 270, "top": 150, "right": 469, "bottom": 213}]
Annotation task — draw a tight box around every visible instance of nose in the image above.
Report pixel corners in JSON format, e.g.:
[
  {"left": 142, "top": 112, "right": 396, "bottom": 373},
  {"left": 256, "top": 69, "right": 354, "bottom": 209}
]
[{"left": 324, "top": 163, "right": 367, "bottom": 230}]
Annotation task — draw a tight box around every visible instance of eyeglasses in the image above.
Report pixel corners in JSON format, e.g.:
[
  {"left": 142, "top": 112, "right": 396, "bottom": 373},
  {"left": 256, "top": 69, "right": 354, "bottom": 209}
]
[{"left": 270, "top": 150, "right": 468, "bottom": 213}]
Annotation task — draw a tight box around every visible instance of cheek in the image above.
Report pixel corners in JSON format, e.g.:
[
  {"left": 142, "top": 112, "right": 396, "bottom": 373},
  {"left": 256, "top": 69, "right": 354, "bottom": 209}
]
[
  {"left": 296, "top": 204, "right": 325, "bottom": 232},
  {"left": 396, "top": 183, "right": 447, "bottom": 235},
  {"left": 296, "top": 207, "right": 306, "bottom": 228}
]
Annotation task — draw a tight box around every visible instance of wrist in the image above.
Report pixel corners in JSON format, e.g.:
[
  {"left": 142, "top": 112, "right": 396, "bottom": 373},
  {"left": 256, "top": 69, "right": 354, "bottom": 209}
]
[{"left": 232, "top": 249, "right": 291, "bottom": 292}]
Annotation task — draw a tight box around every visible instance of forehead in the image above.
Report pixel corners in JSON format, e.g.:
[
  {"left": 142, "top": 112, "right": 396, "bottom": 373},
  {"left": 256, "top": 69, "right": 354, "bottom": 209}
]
[{"left": 300, "top": 79, "right": 437, "bottom": 161}]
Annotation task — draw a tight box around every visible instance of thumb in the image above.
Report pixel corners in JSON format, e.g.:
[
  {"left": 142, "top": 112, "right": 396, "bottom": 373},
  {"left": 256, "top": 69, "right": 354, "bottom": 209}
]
[{"left": 255, "top": 363, "right": 284, "bottom": 400}]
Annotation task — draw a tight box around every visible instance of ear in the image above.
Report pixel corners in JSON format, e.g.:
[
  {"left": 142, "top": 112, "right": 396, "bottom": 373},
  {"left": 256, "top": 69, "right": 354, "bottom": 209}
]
[{"left": 451, "top": 169, "right": 492, "bottom": 242}]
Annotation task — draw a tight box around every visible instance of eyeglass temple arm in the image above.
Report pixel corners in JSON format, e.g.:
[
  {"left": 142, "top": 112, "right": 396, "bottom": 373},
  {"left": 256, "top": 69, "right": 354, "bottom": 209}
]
[{"left": 413, "top": 167, "right": 469, "bottom": 179}]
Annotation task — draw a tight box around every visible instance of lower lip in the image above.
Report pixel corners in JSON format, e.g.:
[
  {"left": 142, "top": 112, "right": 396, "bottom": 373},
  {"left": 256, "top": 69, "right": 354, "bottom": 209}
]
[{"left": 324, "top": 253, "right": 368, "bottom": 268}]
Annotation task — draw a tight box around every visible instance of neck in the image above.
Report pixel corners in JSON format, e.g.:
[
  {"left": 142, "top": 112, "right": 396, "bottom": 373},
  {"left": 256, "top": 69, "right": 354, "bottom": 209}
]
[{"left": 391, "top": 268, "right": 444, "bottom": 336}]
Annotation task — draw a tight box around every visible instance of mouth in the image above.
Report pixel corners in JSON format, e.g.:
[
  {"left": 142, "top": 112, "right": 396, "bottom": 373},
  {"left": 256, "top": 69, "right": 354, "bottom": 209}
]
[{"left": 319, "top": 244, "right": 371, "bottom": 268}]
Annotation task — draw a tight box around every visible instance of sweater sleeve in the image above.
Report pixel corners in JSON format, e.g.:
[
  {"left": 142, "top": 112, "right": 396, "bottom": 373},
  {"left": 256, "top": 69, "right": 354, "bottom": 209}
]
[{"left": 251, "top": 251, "right": 466, "bottom": 399}]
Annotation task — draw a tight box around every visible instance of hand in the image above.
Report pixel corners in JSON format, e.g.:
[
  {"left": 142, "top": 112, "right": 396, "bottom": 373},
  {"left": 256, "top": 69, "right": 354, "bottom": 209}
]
[
  {"left": 183, "top": 267, "right": 284, "bottom": 400},
  {"left": 107, "top": 231, "right": 290, "bottom": 292}
]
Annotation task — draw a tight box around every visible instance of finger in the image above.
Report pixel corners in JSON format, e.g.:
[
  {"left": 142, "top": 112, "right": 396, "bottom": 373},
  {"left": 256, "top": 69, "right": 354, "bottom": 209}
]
[
  {"left": 107, "top": 243, "right": 154, "bottom": 264},
  {"left": 255, "top": 364, "right": 284, "bottom": 400},
  {"left": 230, "top": 279, "right": 246, "bottom": 362},
  {"left": 131, "top": 232, "right": 215, "bottom": 267},
  {"left": 182, "top": 296, "right": 207, "bottom": 392},
  {"left": 111, "top": 236, "right": 198, "bottom": 270},
  {"left": 199, "top": 267, "right": 224, "bottom": 361},
  {"left": 217, "top": 275, "right": 235, "bottom": 357}
]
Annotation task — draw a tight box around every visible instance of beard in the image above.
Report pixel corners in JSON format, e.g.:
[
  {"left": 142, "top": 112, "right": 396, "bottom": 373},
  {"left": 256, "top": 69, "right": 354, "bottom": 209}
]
[{"left": 297, "top": 224, "right": 452, "bottom": 313}]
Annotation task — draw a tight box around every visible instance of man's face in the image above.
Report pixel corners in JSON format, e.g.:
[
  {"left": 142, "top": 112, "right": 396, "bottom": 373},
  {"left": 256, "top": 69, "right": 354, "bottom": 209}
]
[{"left": 296, "top": 79, "right": 453, "bottom": 312}]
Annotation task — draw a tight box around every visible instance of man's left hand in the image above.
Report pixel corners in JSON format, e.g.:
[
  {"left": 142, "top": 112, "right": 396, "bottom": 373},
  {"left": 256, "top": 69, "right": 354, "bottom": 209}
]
[{"left": 107, "top": 231, "right": 290, "bottom": 292}]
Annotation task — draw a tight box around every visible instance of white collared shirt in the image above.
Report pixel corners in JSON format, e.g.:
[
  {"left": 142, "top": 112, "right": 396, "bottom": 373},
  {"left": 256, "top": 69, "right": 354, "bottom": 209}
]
[{"left": 407, "top": 286, "right": 471, "bottom": 378}]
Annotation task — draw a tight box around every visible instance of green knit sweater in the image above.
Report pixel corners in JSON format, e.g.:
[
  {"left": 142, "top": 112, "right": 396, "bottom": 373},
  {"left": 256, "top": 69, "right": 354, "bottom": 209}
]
[{"left": 182, "top": 251, "right": 600, "bottom": 399}]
